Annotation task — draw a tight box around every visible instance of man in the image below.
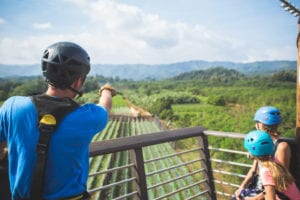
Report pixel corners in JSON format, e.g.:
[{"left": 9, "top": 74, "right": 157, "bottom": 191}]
[{"left": 0, "top": 41, "right": 115, "bottom": 199}]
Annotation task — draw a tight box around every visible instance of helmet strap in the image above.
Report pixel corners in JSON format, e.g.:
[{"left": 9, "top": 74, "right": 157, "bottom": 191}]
[{"left": 68, "top": 86, "right": 83, "bottom": 98}]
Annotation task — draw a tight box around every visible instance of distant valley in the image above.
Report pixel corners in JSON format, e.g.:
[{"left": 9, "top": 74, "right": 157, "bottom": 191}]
[{"left": 0, "top": 60, "right": 296, "bottom": 80}]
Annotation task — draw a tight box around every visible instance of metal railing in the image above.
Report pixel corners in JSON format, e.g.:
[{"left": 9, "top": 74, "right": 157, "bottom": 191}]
[
  {"left": 204, "top": 130, "right": 250, "bottom": 199},
  {"left": 88, "top": 126, "right": 298, "bottom": 199},
  {"left": 88, "top": 115, "right": 299, "bottom": 200},
  {"left": 88, "top": 126, "right": 216, "bottom": 200}
]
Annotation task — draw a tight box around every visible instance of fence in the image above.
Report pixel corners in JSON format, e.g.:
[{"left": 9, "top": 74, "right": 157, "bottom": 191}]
[
  {"left": 89, "top": 126, "right": 217, "bottom": 200},
  {"left": 88, "top": 115, "right": 299, "bottom": 200}
]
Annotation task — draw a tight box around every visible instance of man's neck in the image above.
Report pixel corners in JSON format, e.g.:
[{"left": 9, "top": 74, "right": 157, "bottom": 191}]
[{"left": 45, "top": 87, "right": 75, "bottom": 99}]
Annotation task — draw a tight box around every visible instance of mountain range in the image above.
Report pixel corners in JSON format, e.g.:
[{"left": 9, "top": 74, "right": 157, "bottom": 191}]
[{"left": 0, "top": 60, "right": 296, "bottom": 80}]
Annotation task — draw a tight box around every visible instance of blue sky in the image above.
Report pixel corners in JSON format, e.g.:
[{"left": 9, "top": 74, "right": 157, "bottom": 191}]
[{"left": 0, "top": 0, "right": 299, "bottom": 65}]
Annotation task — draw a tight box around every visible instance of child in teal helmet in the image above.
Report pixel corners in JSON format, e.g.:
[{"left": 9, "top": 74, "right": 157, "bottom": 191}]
[{"left": 243, "top": 130, "right": 299, "bottom": 200}]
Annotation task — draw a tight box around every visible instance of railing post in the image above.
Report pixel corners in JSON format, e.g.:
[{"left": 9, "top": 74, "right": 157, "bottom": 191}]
[
  {"left": 296, "top": 16, "right": 300, "bottom": 186},
  {"left": 198, "top": 134, "right": 217, "bottom": 200},
  {"left": 129, "top": 148, "right": 149, "bottom": 200}
]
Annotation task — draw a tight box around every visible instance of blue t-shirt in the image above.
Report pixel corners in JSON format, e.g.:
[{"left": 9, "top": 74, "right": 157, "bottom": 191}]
[{"left": 0, "top": 96, "right": 108, "bottom": 200}]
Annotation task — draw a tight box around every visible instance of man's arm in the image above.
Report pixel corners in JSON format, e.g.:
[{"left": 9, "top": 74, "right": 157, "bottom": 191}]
[
  {"left": 99, "top": 89, "right": 113, "bottom": 112},
  {"left": 98, "top": 84, "right": 116, "bottom": 112}
]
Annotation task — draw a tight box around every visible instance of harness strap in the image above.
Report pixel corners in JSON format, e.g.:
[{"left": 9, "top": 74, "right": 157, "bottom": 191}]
[
  {"left": 30, "top": 94, "right": 79, "bottom": 200},
  {"left": 247, "top": 161, "right": 258, "bottom": 189}
]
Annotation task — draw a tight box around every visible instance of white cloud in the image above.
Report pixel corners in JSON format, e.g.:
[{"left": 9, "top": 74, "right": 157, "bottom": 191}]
[
  {"left": 61, "top": 0, "right": 251, "bottom": 64},
  {"left": 0, "top": 0, "right": 296, "bottom": 64},
  {"left": 245, "top": 45, "right": 296, "bottom": 62},
  {"left": 0, "top": 17, "right": 6, "bottom": 25},
  {"left": 33, "top": 22, "right": 52, "bottom": 30},
  {"left": 0, "top": 37, "right": 41, "bottom": 64},
  {"left": 264, "top": 46, "right": 296, "bottom": 61},
  {"left": 0, "top": 34, "right": 89, "bottom": 64}
]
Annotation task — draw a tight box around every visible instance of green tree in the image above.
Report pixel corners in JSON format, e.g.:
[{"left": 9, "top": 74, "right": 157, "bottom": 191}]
[
  {"left": 10, "top": 78, "right": 47, "bottom": 96},
  {"left": 271, "top": 70, "right": 296, "bottom": 82},
  {"left": 207, "top": 95, "right": 226, "bottom": 106}
]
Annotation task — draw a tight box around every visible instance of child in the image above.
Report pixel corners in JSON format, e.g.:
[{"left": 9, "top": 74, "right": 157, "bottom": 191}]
[{"left": 243, "top": 130, "right": 300, "bottom": 200}]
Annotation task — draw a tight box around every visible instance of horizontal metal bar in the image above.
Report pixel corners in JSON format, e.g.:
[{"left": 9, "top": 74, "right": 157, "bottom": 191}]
[
  {"left": 215, "top": 191, "right": 235, "bottom": 197},
  {"left": 153, "top": 179, "right": 207, "bottom": 200},
  {"left": 186, "top": 190, "right": 209, "bottom": 200},
  {"left": 145, "top": 147, "right": 202, "bottom": 163},
  {"left": 88, "top": 177, "right": 136, "bottom": 194},
  {"left": 210, "top": 158, "right": 252, "bottom": 168},
  {"left": 147, "top": 159, "right": 202, "bottom": 176},
  {"left": 214, "top": 179, "right": 240, "bottom": 188},
  {"left": 88, "top": 163, "right": 134, "bottom": 177},
  {"left": 204, "top": 130, "right": 245, "bottom": 139},
  {"left": 112, "top": 191, "right": 138, "bottom": 200},
  {"left": 90, "top": 126, "right": 206, "bottom": 156},
  {"left": 148, "top": 168, "right": 205, "bottom": 190},
  {"left": 209, "top": 147, "right": 248, "bottom": 155},
  {"left": 212, "top": 169, "right": 246, "bottom": 178}
]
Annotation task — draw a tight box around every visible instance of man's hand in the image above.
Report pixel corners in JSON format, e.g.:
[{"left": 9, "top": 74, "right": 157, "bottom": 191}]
[{"left": 99, "top": 84, "right": 116, "bottom": 97}]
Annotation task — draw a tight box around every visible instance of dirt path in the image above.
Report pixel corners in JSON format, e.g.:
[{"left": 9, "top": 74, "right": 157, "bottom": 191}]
[{"left": 129, "top": 105, "right": 151, "bottom": 117}]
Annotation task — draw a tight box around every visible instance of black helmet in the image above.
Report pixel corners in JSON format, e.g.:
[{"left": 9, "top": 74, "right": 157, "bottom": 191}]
[{"left": 42, "top": 41, "right": 90, "bottom": 89}]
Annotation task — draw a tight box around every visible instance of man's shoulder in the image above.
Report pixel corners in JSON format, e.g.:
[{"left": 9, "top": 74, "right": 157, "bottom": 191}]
[
  {"left": 77, "top": 103, "right": 108, "bottom": 119},
  {"left": 6, "top": 95, "right": 30, "bottom": 101},
  {"left": 80, "top": 103, "right": 107, "bottom": 112},
  {"left": 2, "top": 96, "right": 32, "bottom": 108},
  {"left": 66, "top": 103, "right": 108, "bottom": 120}
]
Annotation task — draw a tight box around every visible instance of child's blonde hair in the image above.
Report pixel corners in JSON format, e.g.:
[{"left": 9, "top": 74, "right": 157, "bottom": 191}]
[
  {"left": 260, "top": 123, "right": 281, "bottom": 137},
  {"left": 260, "top": 158, "right": 294, "bottom": 192}
]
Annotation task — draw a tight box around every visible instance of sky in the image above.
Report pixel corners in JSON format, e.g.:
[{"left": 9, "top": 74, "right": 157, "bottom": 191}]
[{"left": 0, "top": 0, "right": 300, "bottom": 65}]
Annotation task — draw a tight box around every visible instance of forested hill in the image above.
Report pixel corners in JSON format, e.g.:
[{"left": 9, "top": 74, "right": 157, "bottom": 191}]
[
  {"left": 0, "top": 60, "right": 296, "bottom": 80},
  {"left": 170, "top": 67, "right": 246, "bottom": 81}
]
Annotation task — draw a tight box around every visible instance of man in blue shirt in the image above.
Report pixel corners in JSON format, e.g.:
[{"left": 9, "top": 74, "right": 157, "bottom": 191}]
[{"left": 0, "top": 42, "right": 115, "bottom": 199}]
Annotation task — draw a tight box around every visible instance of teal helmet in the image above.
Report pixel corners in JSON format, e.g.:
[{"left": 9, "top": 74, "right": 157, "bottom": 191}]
[
  {"left": 244, "top": 130, "right": 274, "bottom": 157},
  {"left": 253, "top": 106, "right": 282, "bottom": 125}
]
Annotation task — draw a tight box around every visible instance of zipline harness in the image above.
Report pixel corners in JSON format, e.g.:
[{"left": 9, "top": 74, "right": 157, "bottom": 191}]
[{"left": 30, "top": 94, "right": 79, "bottom": 200}]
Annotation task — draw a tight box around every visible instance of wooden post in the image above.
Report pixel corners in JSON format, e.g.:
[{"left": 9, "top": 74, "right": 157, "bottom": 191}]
[
  {"left": 129, "top": 148, "right": 148, "bottom": 200},
  {"left": 197, "top": 134, "right": 217, "bottom": 200},
  {"left": 296, "top": 16, "right": 300, "bottom": 186}
]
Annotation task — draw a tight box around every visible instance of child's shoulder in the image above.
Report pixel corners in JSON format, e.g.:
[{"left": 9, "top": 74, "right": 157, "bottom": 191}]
[
  {"left": 260, "top": 164, "right": 272, "bottom": 175},
  {"left": 276, "top": 140, "right": 290, "bottom": 150}
]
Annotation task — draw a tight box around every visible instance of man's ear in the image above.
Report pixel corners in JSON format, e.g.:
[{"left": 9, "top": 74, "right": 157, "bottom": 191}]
[
  {"left": 71, "top": 77, "right": 83, "bottom": 90},
  {"left": 78, "top": 76, "right": 86, "bottom": 86}
]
